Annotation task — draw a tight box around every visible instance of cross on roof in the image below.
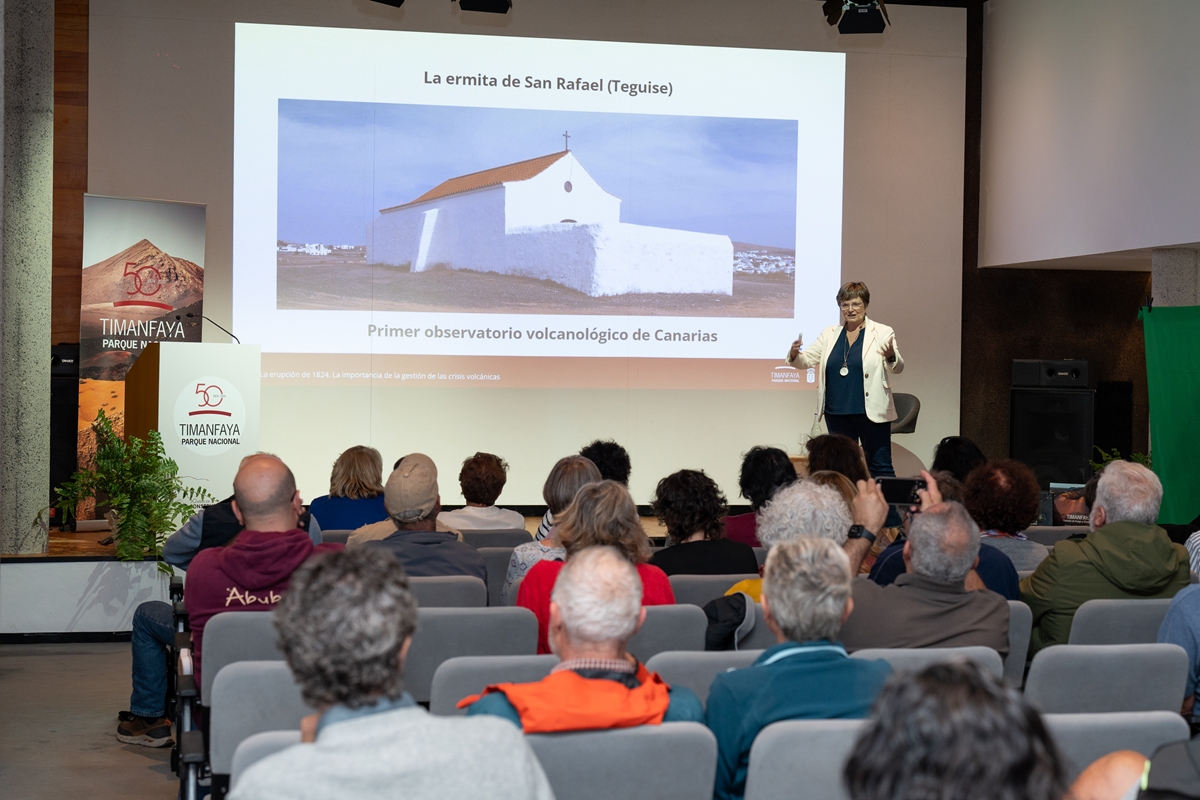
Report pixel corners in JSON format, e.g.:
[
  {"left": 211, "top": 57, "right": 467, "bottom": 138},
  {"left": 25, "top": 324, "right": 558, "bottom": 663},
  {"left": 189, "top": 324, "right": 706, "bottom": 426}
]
[{"left": 563, "top": 130, "right": 570, "bottom": 151}]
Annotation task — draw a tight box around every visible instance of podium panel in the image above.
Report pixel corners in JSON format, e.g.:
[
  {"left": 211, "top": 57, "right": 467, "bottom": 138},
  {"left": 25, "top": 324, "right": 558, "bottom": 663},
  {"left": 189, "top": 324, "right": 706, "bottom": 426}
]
[{"left": 127, "top": 342, "right": 261, "bottom": 501}]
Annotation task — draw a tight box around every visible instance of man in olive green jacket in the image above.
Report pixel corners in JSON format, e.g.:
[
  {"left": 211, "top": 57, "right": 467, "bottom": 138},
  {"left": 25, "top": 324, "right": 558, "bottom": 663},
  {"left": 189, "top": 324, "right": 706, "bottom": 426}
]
[{"left": 1020, "top": 461, "right": 1190, "bottom": 655}]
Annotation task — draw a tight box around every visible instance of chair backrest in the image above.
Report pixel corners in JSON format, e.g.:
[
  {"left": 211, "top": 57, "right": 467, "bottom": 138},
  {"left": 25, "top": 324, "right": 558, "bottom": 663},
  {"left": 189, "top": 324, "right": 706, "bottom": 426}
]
[
  {"left": 1044, "top": 712, "right": 1191, "bottom": 784},
  {"left": 1017, "top": 570, "right": 1035, "bottom": 581},
  {"left": 510, "top": 577, "right": 524, "bottom": 606},
  {"left": 459, "top": 528, "right": 532, "bottom": 549},
  {"left": 890, "top": 392, "right": 920, "bottom": 434},
  {"left": 408, "top": 575, "right": 487, "bottom": 608},
  {"left": 210, "top": 661, "right": 309, "bottom": 776},
  {"left": 1022, "top": 526, "right": 1079, "bottom": 547},
  {"left": 1005, "top": 600, "right": 1033, "bottom": 687},
  {"left": 645, "top": 650, "right": 763, "bottom": 705},
  {"left": 201, "top": 612, "right": 283, "bottom": 704},
  {"left": 850, "top": 646, "right": 1003, "bottom": 678},
  {"left": 753, "top": 547, "right": 767, "bottom": 567},
  {"left": 230, "top": 730, "right": 303, "bottom": 791},
  {"left": 477, "top": 547, "right": 515, "bottom": 606},
  {"left": 743, "top": 719, "right": 864, "bottom": 800},
  {"left": 625, "top": 605, "right": 707, "bottom": 663},
  {"left": 1068, "top": 598, "right": 1174, "bottom": 645},
  {"left": 405, "top": 607, "right": 539, "bottom": 702},
  {"left": 430, "top": 654, "right": 559, "bottom": 716},
  {"left": 527, "top": 722, "right": 718, "bottom": 800},
  {"left": 1024, "top": 643, "right": 1189, "bottom": 713},
  {"left": 669, "top": 574, "right": 760, "bottom": 608},
  {"left": 738, "top": 604, "right": 779, "bottom": 651},
  {"left": 319, "top": 529, "right": 351, "bottom": 545}
]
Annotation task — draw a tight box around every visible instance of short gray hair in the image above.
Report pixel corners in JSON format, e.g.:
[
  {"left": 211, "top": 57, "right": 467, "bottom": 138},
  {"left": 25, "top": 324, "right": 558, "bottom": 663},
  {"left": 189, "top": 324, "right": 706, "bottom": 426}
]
[
  {"left": 907, "top": 502, "right": 981, "bottom": 584},
  {"left": 274, "top": 548, "right": 418, "bottom": 709},
  {"left": 757, "top": 480, "right": 852, "bottom": 549},
  {"left": 1091, "top": 461, "right": 1162, "bottom": 528},
  {"left": 762, "top": 538, "right": 852, "bottom": 643},
  {"left": 551, "top": 546, "right": 642, "bottom": 646}
]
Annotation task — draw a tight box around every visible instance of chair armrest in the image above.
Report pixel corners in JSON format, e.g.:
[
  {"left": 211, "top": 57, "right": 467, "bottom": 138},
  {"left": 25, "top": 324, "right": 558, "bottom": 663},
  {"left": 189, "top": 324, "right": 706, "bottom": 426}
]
[
  {"left": 169, "top": 576, "right": 184, "bottom": 602},
  {"left": 177, "top": 672, "right": 198, "bottom": 699},
  {"left": 179, "top": 730, "right": 206, "bottom": 764},
  {"left": 173, "top": 601, "right": 189, "bottom": 632}
]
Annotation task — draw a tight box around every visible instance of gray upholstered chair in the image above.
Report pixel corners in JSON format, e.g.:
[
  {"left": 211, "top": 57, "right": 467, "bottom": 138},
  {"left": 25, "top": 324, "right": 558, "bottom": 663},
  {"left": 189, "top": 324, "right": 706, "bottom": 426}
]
[
  {"left": 477, "top": 547, "right": 515, "bottom": 606},
  {"left": 1024, "top": 643, "right": 1189, "bottom": 713},
  {"left": 210, "top": 661, "right": 309, "bottom": 791},
  {"left": 1017, "top": 570, "right": 1035, "bottom": 581},
  {"left": 743, "top": 719, "right": 864, "bottom": 800},
  {"left": 200, "top": 612, "right": 284, "bottom": 705},
  {"left": 850, "top": 646, "right": 1003, "bottom": 678},
  {"left": 1022, "top": 525, "right": 1079, "bottom": 547},
  {"left": 738, "top": 604, "right": 779, "bottom": 651},
  {"left": 1005, "top": 600, "right": 1033, "bottom": 687},
  {"left": 625, "top": 605, "right": 708, "bottom": 663},
  {"left": 890, "top": 393, "right": 920, "bottom": 434},
  {"left": 1067, "top": 598, "right": 1173, "bottom": 645},
  {"left": 753, "top": 547, "right": 767, "bottom": 567},
  {"left": 408, "top": 575, "right": 487, "bottom": 608},
  {"left": 458, "top": 528, "right": 533, "bottom": 548},
  {"left": 1044, "top": 711, "right": 1190, "bottom": 783},
  {"left": 429, "top": 654, "right": 559, "bottom": 716},
  {"left": 319, "top": 529, "right": 351, "bottom": 545},
  {"left": 644, "top": 650, "right": 764, "bottom": 705},
  {"left": 230, "top": 730, "right": 303, "bottom": 792},
  {"left": 405, "top": 607, "right": 539, "bottom": 703},
  {"left": 668, "top": 574, "right": 761, "bottom": 608},
  {"left": 527, "top": 722, "right": 718, "bottom": 800}
]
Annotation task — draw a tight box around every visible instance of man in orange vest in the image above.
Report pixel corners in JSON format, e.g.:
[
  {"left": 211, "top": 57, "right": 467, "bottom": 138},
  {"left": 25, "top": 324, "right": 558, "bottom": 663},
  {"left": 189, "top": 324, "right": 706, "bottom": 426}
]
[{"left": 461, "top": 546, "right": 703, "bottom": 730}]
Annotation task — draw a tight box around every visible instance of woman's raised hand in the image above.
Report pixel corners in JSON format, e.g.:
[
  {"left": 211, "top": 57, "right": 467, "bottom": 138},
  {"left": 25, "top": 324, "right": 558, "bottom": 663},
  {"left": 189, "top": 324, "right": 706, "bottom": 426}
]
[{"left": 788, "top": 335, "right": 803, "bottom": 362}]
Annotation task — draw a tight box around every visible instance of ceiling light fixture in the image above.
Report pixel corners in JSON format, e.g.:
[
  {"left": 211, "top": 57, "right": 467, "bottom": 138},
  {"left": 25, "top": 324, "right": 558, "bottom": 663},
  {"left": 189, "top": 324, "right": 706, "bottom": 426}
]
[{"left": 822, "top": 0, "right": 890, "bottom": 34}]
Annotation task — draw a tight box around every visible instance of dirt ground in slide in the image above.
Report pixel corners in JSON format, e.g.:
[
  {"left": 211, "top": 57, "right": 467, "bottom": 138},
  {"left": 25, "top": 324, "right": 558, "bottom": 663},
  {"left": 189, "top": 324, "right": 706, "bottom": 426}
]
[{"left": 276, "top": 261, "right": 794, "bottom": 318}]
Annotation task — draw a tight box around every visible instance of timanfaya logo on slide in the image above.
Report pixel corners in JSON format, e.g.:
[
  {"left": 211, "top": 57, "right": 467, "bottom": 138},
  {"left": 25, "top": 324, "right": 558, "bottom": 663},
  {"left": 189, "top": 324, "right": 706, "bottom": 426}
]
[
  {"left": 114, "top": 261, "right": 173, "bottom": 311},
  {"left": 173, "top": 376, "right": 246, "bottom": 455}
]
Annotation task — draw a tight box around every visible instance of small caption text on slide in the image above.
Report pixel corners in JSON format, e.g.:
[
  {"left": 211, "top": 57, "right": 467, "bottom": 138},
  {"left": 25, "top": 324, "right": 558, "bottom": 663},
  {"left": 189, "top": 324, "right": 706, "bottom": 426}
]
[
  {"left": 424, "top": 72, "right": 672, "bottom": 98},
  {"left": 262, "top": 370, "right": 502, "bottom": 381},
  {"left": 366, "top": 324, "right": 718, "bottom": 344}
]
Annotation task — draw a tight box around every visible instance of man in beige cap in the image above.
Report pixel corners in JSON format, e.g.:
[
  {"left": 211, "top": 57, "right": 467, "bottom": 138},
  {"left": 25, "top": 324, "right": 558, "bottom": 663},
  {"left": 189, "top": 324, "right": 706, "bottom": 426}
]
[{"left": 363, "top": 454, "right": 486, "bottom": 581}]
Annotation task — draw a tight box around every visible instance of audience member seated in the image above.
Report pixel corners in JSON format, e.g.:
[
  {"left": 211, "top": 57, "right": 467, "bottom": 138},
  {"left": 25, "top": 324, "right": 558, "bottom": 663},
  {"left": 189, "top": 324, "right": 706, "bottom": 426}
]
[
  {"left": 118, "top": 455, "right": 342, "bottom": 749},
  {"left": 463, "top": 546, "right": 702, "bottom": 729},
  {"left": 839, "top": 500, "right": 1010, "bottom": 657},
  {"left": 532, "top": 439, "right": 632, "bottom": 540},
  {"left": 1159, "top": 582, "right": 1200, "bottom": 716},
  {"left": 724, "top": 478, "right": 889, "bottom": 602},
  {"left": 648, "top": 469, "right": 759, "bottom": 576},
  {"left": 307, "top": 445, "right": 388, "bottom": 532},
  {"left": 929, "top": 434, "right": 988, "bottom": 484},
  {"left": 867, "top": 471, "right": 1022, "bottom": 600},
  {"left": 1071, "top": 739, "right": 1200, "bottom": 800},
  {"left": 437, "top": 452, "right": 525, "bottom": 532},
  {"left": 705, "top": 538, "right": 892, "bottom": 800},
  {"left": 806, "top": 433, "right": 871, "bottom": 484},
  {"left": 808, "top": 470, "right": 857, "bottom": 507},
  {"left": 843, "top": 661, "right": 1068, "bottom": 800},
  {"left": 346, "top": 453, "right": 464, "bottom": 546},
  {"left": 228, "top": 548, "right": 553, "bottom": 800},
  {"left": 502, "top": 455, "right": 601, "bottom": 605},
  {"left": 518, "top": 481, "right": 674, "bottom": 654},
  {"left": 1021, "top": 461, "right": 1189, "bottom": 655},
  {"left": 364, "top": 454, "right": 486, "bottom": 581},
  {"left": 724, "top": 445, "right": 798, "bottom": 547},
  {"left": 964, "top": 459, "right": 1050, "bottom": 571}
]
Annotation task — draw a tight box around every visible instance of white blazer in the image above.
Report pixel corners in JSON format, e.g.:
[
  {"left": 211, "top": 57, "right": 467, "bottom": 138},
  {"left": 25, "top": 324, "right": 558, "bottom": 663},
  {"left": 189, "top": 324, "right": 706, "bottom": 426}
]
[{"left": 786, "top": 317, "right": 904, "bottom": 424}]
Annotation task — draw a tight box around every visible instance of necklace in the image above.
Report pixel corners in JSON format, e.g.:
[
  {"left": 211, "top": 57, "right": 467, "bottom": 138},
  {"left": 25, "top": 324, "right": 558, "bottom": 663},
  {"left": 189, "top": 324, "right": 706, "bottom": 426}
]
[{"left": 840, "top": 329, "right": 852, "bottom": 377}]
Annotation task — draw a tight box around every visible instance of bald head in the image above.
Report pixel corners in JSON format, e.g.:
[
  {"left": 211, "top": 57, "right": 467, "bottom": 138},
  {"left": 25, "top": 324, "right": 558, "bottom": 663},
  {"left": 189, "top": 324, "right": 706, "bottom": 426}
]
[{"left": 232, "top": 455, "right": 300, "bottom": 532}]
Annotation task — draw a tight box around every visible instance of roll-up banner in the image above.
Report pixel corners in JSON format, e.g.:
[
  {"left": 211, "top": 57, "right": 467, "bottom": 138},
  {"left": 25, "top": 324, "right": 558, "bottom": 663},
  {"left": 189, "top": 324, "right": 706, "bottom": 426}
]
[{"left": 77, "top": 195, "right": 206, "bottom": 519}]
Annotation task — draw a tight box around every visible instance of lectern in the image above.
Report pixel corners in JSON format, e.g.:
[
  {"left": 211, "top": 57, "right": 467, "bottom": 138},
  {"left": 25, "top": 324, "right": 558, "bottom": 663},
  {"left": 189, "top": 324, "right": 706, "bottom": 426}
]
[{"left": 125, "top": 342, "right": 261, "bottom": 501}]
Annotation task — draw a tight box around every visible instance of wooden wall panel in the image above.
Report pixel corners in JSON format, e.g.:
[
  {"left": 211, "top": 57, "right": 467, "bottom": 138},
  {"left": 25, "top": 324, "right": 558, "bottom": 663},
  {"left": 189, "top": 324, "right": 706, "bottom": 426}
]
[{"left": 52, "top": 0, "right": 87, "bottom": 345}]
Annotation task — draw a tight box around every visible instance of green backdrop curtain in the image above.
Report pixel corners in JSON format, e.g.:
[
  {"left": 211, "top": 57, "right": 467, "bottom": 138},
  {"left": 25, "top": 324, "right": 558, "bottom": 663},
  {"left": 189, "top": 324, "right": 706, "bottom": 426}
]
[{"left": 1139, "top": 305, "right": 1200, "bottom": 524}]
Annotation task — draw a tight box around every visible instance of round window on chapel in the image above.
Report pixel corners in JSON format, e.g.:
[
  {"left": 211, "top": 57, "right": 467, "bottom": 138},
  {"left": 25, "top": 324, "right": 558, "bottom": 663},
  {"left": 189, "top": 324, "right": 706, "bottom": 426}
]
[{"left": 564, "top": 181, "right": 573, "bottom": 193}]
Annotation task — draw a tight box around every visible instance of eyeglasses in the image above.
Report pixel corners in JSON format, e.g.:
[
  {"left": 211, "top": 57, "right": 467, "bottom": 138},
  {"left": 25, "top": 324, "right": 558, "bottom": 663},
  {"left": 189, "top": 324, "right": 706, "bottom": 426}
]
[{"left": 839, "top": 301, "right": 865, "bottom": 311}]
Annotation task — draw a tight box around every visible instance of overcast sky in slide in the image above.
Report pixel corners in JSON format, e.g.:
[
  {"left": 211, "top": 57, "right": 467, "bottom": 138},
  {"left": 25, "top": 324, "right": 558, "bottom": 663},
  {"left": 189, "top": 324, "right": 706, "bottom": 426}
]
[{"left": 277, "top": 100, "right": 799, "bottom": 250}]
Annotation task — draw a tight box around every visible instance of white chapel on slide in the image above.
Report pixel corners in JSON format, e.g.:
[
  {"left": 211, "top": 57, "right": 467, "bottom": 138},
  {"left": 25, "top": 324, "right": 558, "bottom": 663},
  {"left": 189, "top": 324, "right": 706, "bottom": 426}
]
[{"left": 365, "top": 149, "right": 733, "bottom": 297}]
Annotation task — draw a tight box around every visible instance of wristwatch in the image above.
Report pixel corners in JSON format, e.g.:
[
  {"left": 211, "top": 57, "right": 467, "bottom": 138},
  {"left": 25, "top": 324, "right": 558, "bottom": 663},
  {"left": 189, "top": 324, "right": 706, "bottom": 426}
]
[{"left": 847, "top": 525, "right": 877, "bottom": 545}]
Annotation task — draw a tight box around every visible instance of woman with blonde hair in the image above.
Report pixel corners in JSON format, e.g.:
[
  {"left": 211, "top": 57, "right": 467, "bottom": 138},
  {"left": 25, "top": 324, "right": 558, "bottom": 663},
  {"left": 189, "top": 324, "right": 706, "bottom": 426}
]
[
  {"left": 307, "top": 446, "right": 388, "bottom": 532},
  {"left": 517, "top": 480, "right": 675, "bottom": 654}
]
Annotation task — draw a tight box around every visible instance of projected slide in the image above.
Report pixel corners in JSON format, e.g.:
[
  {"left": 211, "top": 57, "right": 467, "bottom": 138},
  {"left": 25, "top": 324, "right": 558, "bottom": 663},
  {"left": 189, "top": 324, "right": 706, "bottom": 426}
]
[{"left": 234, "top": 25, "right": 845, "bottom": 390}]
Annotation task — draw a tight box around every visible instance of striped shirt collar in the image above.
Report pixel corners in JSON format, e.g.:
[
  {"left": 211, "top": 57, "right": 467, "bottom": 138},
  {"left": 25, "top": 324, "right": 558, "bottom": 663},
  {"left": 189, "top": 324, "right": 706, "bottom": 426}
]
[{"left": 553, "top": 657, "right": 636, "bottom": 675}]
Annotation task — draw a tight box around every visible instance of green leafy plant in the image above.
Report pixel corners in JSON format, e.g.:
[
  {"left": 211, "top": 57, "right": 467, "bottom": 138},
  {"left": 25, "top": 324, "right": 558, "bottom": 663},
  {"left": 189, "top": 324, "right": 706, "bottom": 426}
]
[
  {"left": 48, "top": 409, "right": 214, "bottom": 574},
  {"left": 1090, "top": 446, "right": 1152, "bottom": 473}
]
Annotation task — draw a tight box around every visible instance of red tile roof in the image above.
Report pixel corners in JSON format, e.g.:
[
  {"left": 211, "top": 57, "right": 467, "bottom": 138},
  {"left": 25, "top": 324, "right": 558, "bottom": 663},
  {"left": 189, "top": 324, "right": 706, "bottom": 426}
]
[{"left": 381, "top": 151, "right": 571, "bottom": 213}]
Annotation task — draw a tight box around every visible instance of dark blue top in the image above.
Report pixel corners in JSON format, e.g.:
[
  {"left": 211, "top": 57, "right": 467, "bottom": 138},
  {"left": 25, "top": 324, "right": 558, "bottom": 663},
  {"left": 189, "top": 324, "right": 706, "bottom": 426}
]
[
  {"left": 307, "top": 494, "right": 388, "bottom": 532},
  {"left": 824, "top": 327, "right": 866, "bottom": 415},
  {"left": 704, "top": 640, "right": 892, "bottom": 800},
  {"left": 868, "top": 540, "right": 1021, "bottom": 600}
]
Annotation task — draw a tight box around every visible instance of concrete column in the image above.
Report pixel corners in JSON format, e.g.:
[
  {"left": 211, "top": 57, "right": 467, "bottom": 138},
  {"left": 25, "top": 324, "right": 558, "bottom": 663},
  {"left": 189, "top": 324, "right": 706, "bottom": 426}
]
[
  {"left": 1, "top": 1, "right": 54, "bottom": 554},
  {"left": 1151, "top": 248, "right": 1200, "bottom": 307}
]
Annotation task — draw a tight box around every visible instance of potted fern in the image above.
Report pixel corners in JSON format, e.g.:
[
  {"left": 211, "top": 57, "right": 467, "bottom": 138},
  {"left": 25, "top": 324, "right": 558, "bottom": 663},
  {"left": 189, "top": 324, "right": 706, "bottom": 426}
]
[{"left": 51, "top": 408, "right": 214, "bottom": 574}]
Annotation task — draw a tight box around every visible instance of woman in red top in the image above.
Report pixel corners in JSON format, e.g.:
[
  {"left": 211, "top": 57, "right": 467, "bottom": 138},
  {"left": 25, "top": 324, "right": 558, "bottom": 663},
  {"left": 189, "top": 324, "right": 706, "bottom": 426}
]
[{"left": 517, "top": 480, "right": 674, "bottom": 654}]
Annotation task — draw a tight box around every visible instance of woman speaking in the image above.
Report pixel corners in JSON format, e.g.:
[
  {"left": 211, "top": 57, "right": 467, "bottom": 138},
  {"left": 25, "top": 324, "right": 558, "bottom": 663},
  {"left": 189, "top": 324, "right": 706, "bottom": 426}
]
[{"left": 786, "top": 281, "right": 903, "bottom": 478}]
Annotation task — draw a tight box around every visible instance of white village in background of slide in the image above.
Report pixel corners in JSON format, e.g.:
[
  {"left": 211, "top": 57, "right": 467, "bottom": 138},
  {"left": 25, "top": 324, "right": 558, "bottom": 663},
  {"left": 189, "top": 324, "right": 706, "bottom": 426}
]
[{"left": 365, "top": 149, "right": 734, "bottom": 297}]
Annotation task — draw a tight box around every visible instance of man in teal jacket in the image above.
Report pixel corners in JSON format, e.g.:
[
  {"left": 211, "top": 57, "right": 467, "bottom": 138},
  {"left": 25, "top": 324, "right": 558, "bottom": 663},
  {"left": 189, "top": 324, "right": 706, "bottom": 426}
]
[{"left": 1020, "top": 461, "right": 1190, "bottom": 655}]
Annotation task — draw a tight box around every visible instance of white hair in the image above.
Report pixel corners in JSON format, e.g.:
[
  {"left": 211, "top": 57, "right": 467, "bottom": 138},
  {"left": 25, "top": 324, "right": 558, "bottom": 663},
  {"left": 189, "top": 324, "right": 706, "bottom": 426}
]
[
  {"left": 757, "top": 481, "right": 852, "bottom": 549},
  {"left": 1091, "top": 461, "right": 1162, "bottom": 529},
  {"left": 762, "top": 537, "right": 852, "bottom": 643},
  {"left": 551, "top": 546, "right": 642, "bottom": 646},
  {"left": 908, "top": 502, "right": 981, "bottom": 584}
]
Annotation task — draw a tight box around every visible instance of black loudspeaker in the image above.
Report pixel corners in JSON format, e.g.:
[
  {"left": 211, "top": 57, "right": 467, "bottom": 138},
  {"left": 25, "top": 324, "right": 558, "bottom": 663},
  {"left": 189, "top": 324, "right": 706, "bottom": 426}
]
[
  {"left": 50, "top": 345, "right": 80, "bottom": 527},
  {"left": 1012, "top": 359, "right": 1091, "bottom": 388},
  {"left": 1010, "top": 388, "right": 1095, "bottom": 487},
  {"left": 1094, "top": 381, "right": 1133, "bottom": 459}
]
